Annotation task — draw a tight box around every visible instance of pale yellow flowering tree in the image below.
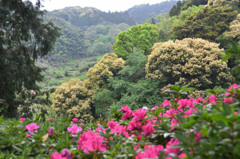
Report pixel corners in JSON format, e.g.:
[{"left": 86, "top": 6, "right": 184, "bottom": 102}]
[
  {"left": 224, "top": 14, "right": 240, "bottom": 43},
  {"left": 52, "top": 78, "right": 94, "bottom": 122},
  {"left": 84, "top": 53, "right": 125, "bottom": 91},
  {"left": 146, "top": 38, "right": 234, "bottom": 92}
]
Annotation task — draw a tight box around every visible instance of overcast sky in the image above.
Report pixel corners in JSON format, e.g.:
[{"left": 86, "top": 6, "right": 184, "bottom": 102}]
[{"left": 30, "top": 0, "right": 168, "bottom": 12}]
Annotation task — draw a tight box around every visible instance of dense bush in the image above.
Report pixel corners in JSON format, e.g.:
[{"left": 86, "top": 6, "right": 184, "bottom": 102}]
[
  {"left": 1, "top": 84, "right": 240, "bottom": 158},
  {"left": 224, "top": 14, "right": 240, "bottom": 43},
  {"left": 85, "top": 53, "right": 125, "bottom": 91},
  {"left": 146, "top": 38, "right": 233, "bottom": 91},
  {"left": 113, "top": 23, "right": 159, "bottom": 60},
  {"left": 173, "top": 5, "right": 237, "bottom": 43},
  {"left": 51, "top": 79, "right": 94, "bottom": 122}
]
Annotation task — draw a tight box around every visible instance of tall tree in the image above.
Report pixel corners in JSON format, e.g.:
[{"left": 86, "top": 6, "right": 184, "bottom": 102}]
[
  {"left": 113, "top": 23, "right": 159, "bottom": 60},
  {"left": 173, "top": 5, "right": 237, "bottom": 43},
  {"left": 0, "top": 0, "right": 60, "bottom": 117}
]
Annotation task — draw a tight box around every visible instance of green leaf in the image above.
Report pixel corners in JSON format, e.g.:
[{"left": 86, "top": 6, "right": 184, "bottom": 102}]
[
  {"left": 180, "top": 87, "right": 196, "bottom": 92},
  {"left": 221, "top": 53, "right": 233, "bottom": 62},
  {"left": 222, "top": 104, "right": 232, "bottom": 116}
]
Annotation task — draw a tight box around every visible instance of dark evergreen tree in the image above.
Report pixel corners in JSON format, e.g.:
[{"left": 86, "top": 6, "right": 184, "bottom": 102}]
[{"left": 0, "top": 0, "right": 60, "bottom": 117}]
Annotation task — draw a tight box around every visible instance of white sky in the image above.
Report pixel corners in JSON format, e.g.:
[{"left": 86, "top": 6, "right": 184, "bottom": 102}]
[{"left": 30, "top": 0, "right": 168, "bottom": 12}]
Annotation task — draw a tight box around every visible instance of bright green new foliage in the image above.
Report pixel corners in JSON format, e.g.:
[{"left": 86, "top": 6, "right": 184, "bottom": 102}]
[{"left": 113, "top": 23, "right": 159, "bottom": 60}]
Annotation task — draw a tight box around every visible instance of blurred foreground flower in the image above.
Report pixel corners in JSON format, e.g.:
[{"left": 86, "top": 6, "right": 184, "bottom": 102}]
[{"left": 26, "top": 123, "right": 39, "bottom": 133}]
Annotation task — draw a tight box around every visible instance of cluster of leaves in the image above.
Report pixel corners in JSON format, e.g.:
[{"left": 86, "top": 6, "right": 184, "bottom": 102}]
[
  {"left": 94, "top": 51, "right": 165, "bottom": 118},
  {"left": 113, "top": 23, "right": 160, "bottom": 60},
  {"left": 0, "top": 0, "right": 60, "bottom": 118},
  {"left": 1, "top": 84, "right": 240, "bottom": 159}
]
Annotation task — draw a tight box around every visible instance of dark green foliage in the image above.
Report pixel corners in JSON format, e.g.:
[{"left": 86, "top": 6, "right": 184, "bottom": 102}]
[
  {"left": 44, "top": 15, "right": 88, "bottom": 60},
  {"left": 0, "top": 0, "right": 59, "bottom": 117},
  {"left": 169, "top": 0, "right": 185, "bottom": 17},
  {"left": 169, "top": 0, "right": 208, "bottom": 17},
  {"left": 181, "top": 0, "right": 208, "bottom": 10},
  {"left": 108, "top": 78, "right": 164, "bottom": 111},
  {"left": 173, "top": 5, "right": 238, "bottom": 43},
  {"left": 222, "top": 42, "right": 240, "bottom": 82},
  {"left": 93, "top": 51, "right": 164, "bottom": 115},
  {"left": 127, "top": 1, "right": 177, "bottom": 24},
  {"left": 93, "top": 89, "right": 114, "bottom": 118}
]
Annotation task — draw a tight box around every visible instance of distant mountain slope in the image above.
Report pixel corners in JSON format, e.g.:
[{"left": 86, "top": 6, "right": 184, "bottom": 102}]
[
  {"left": 127, "top": 1, "right": 178, "bottom": 24},
  {"left": 48, "top": 6, "right": 136, "bottom": 29}
]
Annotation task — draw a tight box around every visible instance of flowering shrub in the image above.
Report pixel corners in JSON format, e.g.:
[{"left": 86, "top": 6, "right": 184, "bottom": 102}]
[{"left": 0, "top": 84, "right": 240, "bottom": 158}]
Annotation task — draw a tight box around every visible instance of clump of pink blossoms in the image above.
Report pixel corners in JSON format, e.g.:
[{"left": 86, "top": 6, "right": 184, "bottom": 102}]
[
  {"left": 25, "top": 123, "right": 39, "bottom": 133},
  {"left": 51, "top": 149, "right": 73, "bottom": 159},
  {"left": 78, "top": 130, "right": 108, "bottom": 153},
  {"left": 72, "top": 118, "right": 78, "bottom": 123},
  {"left": 20, "top": 118, "right": 25, "bottom": 122},
  {"left": 67, "top": 124, "right": 82, "bottom": 135}
]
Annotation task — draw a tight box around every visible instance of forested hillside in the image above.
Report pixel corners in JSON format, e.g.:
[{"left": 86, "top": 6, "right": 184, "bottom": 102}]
[
  {"left": 38, "top": 0, "right": 177, "bottom": 87},
  {"left": 127, "top": 0, "right": 177, "bottom": 24}
]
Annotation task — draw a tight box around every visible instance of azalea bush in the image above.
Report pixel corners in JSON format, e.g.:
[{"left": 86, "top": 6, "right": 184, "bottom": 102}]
[{"left": 1, "top": 84, "right": 240, "bottom": 159}]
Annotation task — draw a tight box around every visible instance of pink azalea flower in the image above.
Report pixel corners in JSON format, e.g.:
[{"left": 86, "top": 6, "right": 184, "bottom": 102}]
[
  {"left": 67, "top": 124, "right": 82, "bottom": 135},
  {"left": 48, "top": 127, "right": 54, "bottom": 134},
  {"left": 120, "top": 105, "right": 133, "bottom": 120},
  {"left": 120, "top": 105, "right": 132, "bottom": 112},
  {"left": 135, "top": 145, "right": 164, "bottom": 159},
  {"left": 234, "top": 111, "right": 238, "bottom": 115},
  {"left": 61, "top": 149, "right": 74, "bottom": 159},
  {"left": 165, "top": 138, "right": 180, "bottom": 155},
  {"left": 48, "top": 118, "right": 55, "bottom": 122},
  {"left": 141, "top": 122, "right": 155, "bottom": 136},
  {"left": 178, "top": 99, "right": 195, "bottom": 109},
  {"left": 225, "top": 84, "right": 240, "bottom": 96},
  {"left": 122, "top": 111, "right": 133, "bottom": 120},
  {"left": 127, "top": 121, "right": 142, "bottom": 131},
  {"left": 72, "top": 118, "right": 78, "bottom": 123},
  {"left": 195, "top": 96, "right": 204, "bottom": 103},
  {"left": 51, "top": 152, "right": 66, "bottom": 159},
  {"left": 25, "top": 123, "right": 39, "bottom": 133},
  {"left": 151, "top": 106, "right": 159, "bottom": 111},
  {"left": 26, "top": 133, "right": 31, "bottom": 138},
  {"left": 78, "top": 130, "right": 108, "bottom": 153},
  {"left": 51, "top": 149, "right": 73, "bottom": 159},
  {"left": 161, "top": 99, "right": 172, "bottom": 107},
  {"left": 20, "top": 118, "right": 25, "bottom": 122},
  {"left": 170, "top": 118, "right": 180, "bottom": 130},
  {"left": 207, "top": 94, "right": 217, "bottom": 104},
  {"left": 163, "top": 108, "right": 179, "bottom": 118},
  {"left": 179, "top": 153, "right": 186, "bottom": 158},
  {"left": 107, "top": 120, "right": 119, "bottom": 129},
  {"left": 111, "top": 125, "right": 127, "bottom": 135},
  {"left": 228, "top": 84, "right": 239, "bottom": 91},
  {"left": 132, "top": 109, "right": 147, "bottom": 122},
  {"left": 223, "top": 97, "right": 233, "bottom": 105},
  {"left": 194, "top": 131, "right": 202, "bottom": 143},
  {"left": 183, "top": 108, "right": 197, "bottom": 118}
]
